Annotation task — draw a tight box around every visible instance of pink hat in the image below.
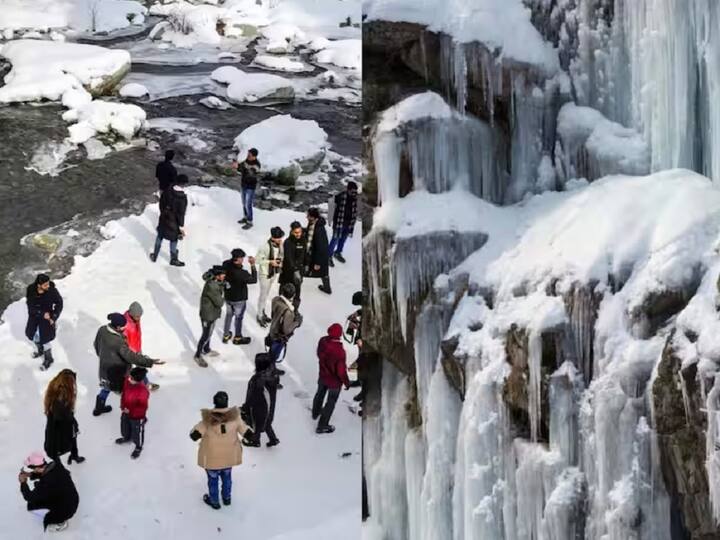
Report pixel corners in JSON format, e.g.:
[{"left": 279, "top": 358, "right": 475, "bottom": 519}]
[{"left": 24, "top": 451, "right": 46, "bottom": 467}]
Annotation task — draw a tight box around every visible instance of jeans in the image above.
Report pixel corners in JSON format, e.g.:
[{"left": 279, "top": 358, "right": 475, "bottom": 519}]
[
  {"left": 269, "top": 340, "right": 285, "bottom": 363},
  {"left": 223, "top": 301, "right": 247, "bottom": 337},
  {"left": 152, "top": 234, "right": 178, "bottom": 259},
  {"left": 328, "top": 226, "right": 351, "bottom": 256},
  {"left": 206, "top": 468, "right": 232, "bottom": 504},
  {"left": 312, "top": 382, "right": 340, "bottom": 428},
  {"left": 98, "top": 388, "right": 111, "bottom": 401},
  {"left": 257, "top": 273, "right": 278, "bottom": 318},
  {"left": 242, "top": 188, "right": 255, "bottom": 223},
  {"left": 196, "top": 319, "right": 215, "bottom": 356},
  {"left": 120, "top": 413, "right": 146, "bottom": 450}
]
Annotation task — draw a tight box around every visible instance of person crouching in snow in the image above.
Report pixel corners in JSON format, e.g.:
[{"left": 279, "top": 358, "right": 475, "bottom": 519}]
[
  {"left": 92, "top": 313, "right": 164, "bottom": 417},
  {"left": 312, "top": 324, "right": 350, "bottom": 434},
  {"left": 115, "top": 367, "right": 149, "bottom": 459},
  {"left": 18, "top": 452, "right": 79, "bottom": 532},
  {"left": 189, "top": 391, "right": 253, "bottom": 509},
  {"left": 25, "top": 273, "right": 63, "bottom": 371},
  {"left": 123, "top": 302, "right": 159, "bottom": 391},
  {"left": 195, "top": 265, "right": 227, "bottom": 367},
  {"left": 241, "top": 353, "right": 280, "bottom": 448}
]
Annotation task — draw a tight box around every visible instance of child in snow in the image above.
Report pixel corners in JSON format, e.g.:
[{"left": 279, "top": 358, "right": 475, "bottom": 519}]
[
  {"left": 195, "top": 265, "right": 227, "bottom": 367},
  {"left": 189, "top": 391, "right": 253, "bottom": 509},
  {"left": 115, "top": 367, "right": 149, "bottom": 459},
  {"left": 123, "top": 301, "right": 160, "bottom": 391},
  {"left": 312, "top": 324, "right": 350, "bottom": 434},
  {"left": 241, "top": 353, "right": 280, "bottom": 448}
]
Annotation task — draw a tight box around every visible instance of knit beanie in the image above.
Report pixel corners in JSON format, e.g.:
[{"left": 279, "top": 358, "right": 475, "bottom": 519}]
[
  {"left": 128, "top": 302, "right": 143, "bottom": 318},
  {"left": 24, "top": 451, "right": 46, "bottom": 467},
  {"left": 213, "top": 391, "right": 229, "bottom": 409},
  {"left": 352, "top": 291, "right": 363, "bottom": 306},
  {"left": 328, "top": 323, "right": 343, "bottom": 340},
  {"left": 108, "top": 313, "right": 126, "bottom": 328}
]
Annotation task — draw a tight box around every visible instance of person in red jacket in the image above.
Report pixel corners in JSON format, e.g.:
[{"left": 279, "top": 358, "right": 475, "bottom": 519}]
[
  {"left": 311, "top": 323, "right": 350, "bottom": 434},
  {"left": 123, "top": 302, "right": 160, "bottom": 392},
  {"left": 115, "top": 367, "right": 149, "bottom": 459}
]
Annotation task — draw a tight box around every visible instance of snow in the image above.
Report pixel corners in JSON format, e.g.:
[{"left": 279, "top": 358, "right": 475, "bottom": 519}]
[
  {"left": 260, "top": 23, "right": 310, "bottom": 53},
  {"left": 0, "top": 40, "right": 130, "bottom": 104},
  {"left": 0, "top": 186, "right": 361, "bottom": 538},
  {"left": 119, "top": 82, "right": 149, "bottom": 98},
  {"left": 313, "top": 39, "right": 361, "bottom": 71},
  {"left": 210, "top": 66, "right": 294, "bottom": 103},
  {"left": 64, "top": 100, "right": 146, "bottom": 144},
  {"left": 253, "top": 54, "right": 310, "bottom": 73},
  {"left": 233, "top": 115, "right": 328, "bottom": 175},
  {"left": 375, "top": 91, "right": 456, "bottom": 134},
  {"left": 363, "top": 0, "right": 559, "bottom": 73}
]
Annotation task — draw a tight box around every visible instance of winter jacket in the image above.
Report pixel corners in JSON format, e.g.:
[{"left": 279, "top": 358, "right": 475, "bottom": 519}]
[
  {"left": 25, "top": 282, "right": 63, "bottom": 346},
  {"left": 190, "top": 407, "right": 250, "bottom": 470},
  {"left": 200, "top": 276, "right": 226, "bottom": 322},
  {"left": 222, "top": 259, "right": 258, "bottom": 302},
  {"left": 121, "top": 377, "right": 150, "bottom": 420},
  {"left": 279, "top": 235, "right": 307, "bottom": 285},
  {"left": 269, "top": 296, "right": 301, "bottom": 343},
  {"left": 20, "top": 461, "right": 79, "bottom": 530},
  {"left": 123, "top": 312, "right": 142, "bottom": 354},
  {"left": 156, "top": 159, "right": 177, "bottom": 192},
  {"left": 94, "top": 325, "right": 156, "bottom": 392},
  {"left": 317, "top": 335, "right": 350, "bottom": 389},
  {"left": 305, "top": 218, "right": 330, "bottom": 277},
  {"left": 332, "top": 190, "right": 358, "bottom": 236},
  {"left": 256, "top": 239, "right": 284, "bottom": 280},
  {"left": 243, "top": 369, "right": 278, "bottom": 434},
  {"left": 239, "top": 158, "right": 262, "bottom": 190},
  {"left": 43, "top": 400, "right": 78, "bottom": 459},
  {"left": 157, "top": 186, "right": 188, "bottom": 242}
]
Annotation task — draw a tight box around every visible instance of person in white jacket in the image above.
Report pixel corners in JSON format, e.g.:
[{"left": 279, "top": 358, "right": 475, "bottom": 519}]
[{"left": 256, "top": 227, "right": 285, "bottom": 327}]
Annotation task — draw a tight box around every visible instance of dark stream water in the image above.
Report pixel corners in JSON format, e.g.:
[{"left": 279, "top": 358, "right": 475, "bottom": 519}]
[{"left": 0, "top": 36, "right": 360, "bottom": 312}]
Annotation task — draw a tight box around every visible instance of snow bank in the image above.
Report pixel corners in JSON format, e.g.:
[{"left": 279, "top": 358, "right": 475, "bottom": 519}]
[
  {"left": 119, "top": 82, "right": 149, "bottom": 98},
  {"left": 0, "top": 186, "right": 361, "bottom": 538},
  {"left": 363, "top": 0, "right": 558, "bottom": 72},
  {"left": 63, "top": 100, "right": 146, "bottom": 144},
  {"left": 0, "top": 40, "right": 130, "bottom": 103},
  {"left": 210, "top": 66, "right": 294, "bottom": 103},
  {"left": 234, "top": 114, "right": 328, "bottom": 176},
  {"left": 313, "top": 39, "right": 361, "bottom": 71},
  {"left": 260, "top": 23, "right": 310, "bottom": 53}
]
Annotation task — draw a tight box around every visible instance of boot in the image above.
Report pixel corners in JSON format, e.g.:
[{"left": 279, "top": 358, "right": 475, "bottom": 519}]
[
  {"left": 222, "top": 333, "right": 232, "bottom": 344},
  {"left": 131, "top": 447, "right": 142, "bottom": 459},
  {"left": 223, "top": 497, "right": 231, "bottom": 506},
  {"left": 233, "top": 336, "right": 251, "bottom": 345},
  {"left": 92, "top": 395, "right": 112, "bottom": 416},
  {"left": 149, "top": 252, "right": 157, "bottom": 262},
  {"left": 32, "top": 344, "right": 44, "bottom": 359},
  {"left": 203, "top": 494, "right": 221, "bottom": 510},
  {"left": 169, "top": 256, "right": 185, "bottom": 267},
  {"left": 318, "top": 276, "right": 332, "bottom": 295},
  {"left": 334, "top": 253, "right": 346, "bottom": 264},
  {"left": 242, "top": 222, "right": 253, "bottom": 230},
  {"left": 68, "top": 453, "right": 85, "bottom": 465},
  {"left": 194, "top": 355, "right": 208, "bottom": 368},
  {"left": 39, "top": 349, "right": 54, "bottom": 371},
  {"left": 238, "top": 217, "right": 248, "bottom": 224},
  {"left": 266, "top": 438, "right": 280, "bottom": 447},
  {"left": 316, "top": 425, "right": 335, "bottom": 434},
  {"left": 328, "top": 257, "right": 334, "bottom": 268}
]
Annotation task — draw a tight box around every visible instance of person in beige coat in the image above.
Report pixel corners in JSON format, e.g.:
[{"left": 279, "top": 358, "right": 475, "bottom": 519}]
[{"left": 189, "top": 391, "right": 253, "bottom": 509}]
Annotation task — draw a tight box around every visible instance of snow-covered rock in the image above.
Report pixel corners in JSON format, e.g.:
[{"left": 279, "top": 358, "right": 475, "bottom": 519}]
[
  {"left": 210, "top": 66, "right": 294, "bottom": 104},
  {"left": 313, "top": 39, "right": 361, "bottom": 71},
  {"left": 234, "top": 114, "right": 328, "bottom": 185},
  {"left": 0, "top": 40, "right": 130, "bottom": 103},
  {"left": 64, "top": 100, "right": 146, "bottom": 144},
  {"left": 252, "top": 54, "right": 310, "bottom": 73},
  {"left": 119, "top": 82, "right": 149, "bottom": 98},
  {"left": 199, "top": 95, "right": 233, "bottom": 110},
  {"left": 260, "top": 23, "right": 309, "bottom": 53}
]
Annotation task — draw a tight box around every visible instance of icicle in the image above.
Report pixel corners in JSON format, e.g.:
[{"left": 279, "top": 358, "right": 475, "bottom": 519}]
[
  {"left": 706, "top": 374, "right": 720, "bottom": 525},
  {"left": 373, "top": 131, "right": 402, "bottom": 205},
  {"left": 454, "top": 41, "right": 467, "bottom": 114},
  {"left": 528, "top": 331, "right": 543, "bottom": 443},
  {"left": 549, "top": 361, "right": 581, "bottom": 466}
]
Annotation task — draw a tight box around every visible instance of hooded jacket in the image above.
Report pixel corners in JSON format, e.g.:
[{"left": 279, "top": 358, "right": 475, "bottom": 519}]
[
  {"left": 317, "top": 324, "right": 350, "bottom": 389},
  {"left": 269, "top": 296, "right": 301, "bottom": 343},
  {"left": 190, "top": 407, "right": 250, "bottom": 470},
  {"left": 94, "top": 325, "right": 156, "bottom": 392},
  {"left": 123, "top": 311, "right": 142, "bottom": 353},
  {"left": 243, "top": 355, "right": 278, "bottom": 434},
  {"left": 200, "top": 276, "right": 225, "bottom": 322},
  {"left": 25, "top": 281, "right": 63, "bottom": 345}
]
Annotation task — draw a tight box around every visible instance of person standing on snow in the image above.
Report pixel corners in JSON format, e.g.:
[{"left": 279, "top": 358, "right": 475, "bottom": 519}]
[
  {"left": 267, "top": 283, "right": 303, "bottom": 375},
  {"left": 150, "top": 174, "right": 188, "bottom": 267},
  {"left": 221, "top": 249, "right": 257, "bottom": 345},
  {"left": 43, "top": 369, "right": 85, "bottom": 465},
  {"left": 92, "top": 313, "right": 164, "bottom": 417},
  {"left": 233, "top": 148, "right": 261, "bottom": 230},
  {"left": 241, "top": 353, "right": 280, "bottom": 448},
  {"left": 18, "top": 452, "right": 79, "bottom": 532},
  {"left": 115, "top": 367, "right": 150, "bottom": 459},
  {"left": 123, "top": 302, "right": 159, "bottom": 391},
  {"left": 279, "top": 221, "right": 306, "bottom": 312},
  {"left": 189, "top": 391, "right": 253, "bottom": 510},
  {"left": 255, "top": 226, "right": 284, "bottom": 328},
  {"left": 328, "top": 181, "right": 358, "bottom": 267},
  {"left": 195, "top": 265, "right": 227, "bottom": 367},
  {"left": 312, "top": 324, "right": 350, "bottom": 434},
  {"left": 156, "top": 149, "right": 178, "bottom": 193},
  {"left": 305, "top": 207, "right": 331, "bottom": 295},
  {"left": 25, "top": 273, "right": 63, "bottom": 371}
]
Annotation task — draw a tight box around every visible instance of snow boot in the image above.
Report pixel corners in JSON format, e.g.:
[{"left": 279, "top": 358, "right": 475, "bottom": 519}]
[
  {"left": 131, "top": 447, "right": 142, "bottom": 459},
  {"left": 233, "top": 336, "right": 251, "bottom": 345},
  {"left": 242, "top": 222, "right": 253, "bottom": 230},
  {"left": 316, "top": 425, "right": 335, "bottom": 434},
  {"left": 203, "top": 494, "right": 221, "bottom": 510},
  {"left": 194, "top": 355, "right": 208, "bottom": 368},
  {"left": 92, "top": 395, "right": 112, "bottom": 416},
  {"left": 115, "top": 437, "right": 131, "bottom": 445},
  {"left": 169, "top": 257, "right": 185, "bottom": 267},
  {"left": 39, "top": 349, "right": 54, "bottom": 371},
  {"left": 149, "top": 253, "right": 157, "bottom": 263},
  {"left": 222, "top": 333, "right": 232, "bottom": 344},
  {"left": 334, "top": 253, "right": 346, "bottom": 264},
  {"left": 318, "top": 276, "right": 332, "bottom": 295},
  {"left": 32, "top": 344, "right": 44, "bottom": 359},
  {"left": 243, "top": 438, "right": 261, "bottom": 447},
  {"left": 267, "top": 438, "right": 280, "bottom": 448},
  {"left": 67, "top": 454, "right": 85, "bottom": 465},
  {"left": 238, "top": 217, "right": 248, "bottom": 224},
  {"left": 223, "top": 497, "right": 231, "bottom": 506}
]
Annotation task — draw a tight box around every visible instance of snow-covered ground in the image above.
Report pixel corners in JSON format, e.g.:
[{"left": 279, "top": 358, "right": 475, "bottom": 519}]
[{"left": 0, "top": 186, "right": 362, "bottom": 539}]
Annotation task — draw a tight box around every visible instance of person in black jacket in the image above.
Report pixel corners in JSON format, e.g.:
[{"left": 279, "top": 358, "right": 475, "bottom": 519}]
[
  {"left": 305, "top": 207, "right": 331, "bottom": 295},
  {"left": 25, "top": 273, "right": 63, "bottom": 371},
  {"left": 233, "top": 148, "right": 261, "bottom": 230},
  {"left": 221, "top": 249, "right": 258, "bottom": 345},
  {"left": 44, "top": 369, "right": 85, "bottom": 465},
  {"left": 150, "top": 174, "right": 188, "bottom": 266},
  {"left": 279, "top": 221, "right": 306, "bottom": 311},
  {"left": 156, "top": 149, "right": 177, "bottom": 192},
  {"left": 241, "top": 353, "right": 280, "bottom": 447},
  {"left": 19, "top": 453, "right": 79, "bottom": 531},
  {"left": 328, "top": 181, "right": 358, "bottom": 266}
]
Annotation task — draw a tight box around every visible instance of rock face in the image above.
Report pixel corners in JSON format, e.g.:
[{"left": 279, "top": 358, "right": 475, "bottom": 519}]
[{"left": 653, "top": 334, "right": 716, "bottom": 540}]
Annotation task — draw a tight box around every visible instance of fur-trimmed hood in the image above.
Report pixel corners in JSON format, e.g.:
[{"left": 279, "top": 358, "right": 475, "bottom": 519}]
[{"left": 201, "top": 406, "right": 239, "bottom": 425}]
